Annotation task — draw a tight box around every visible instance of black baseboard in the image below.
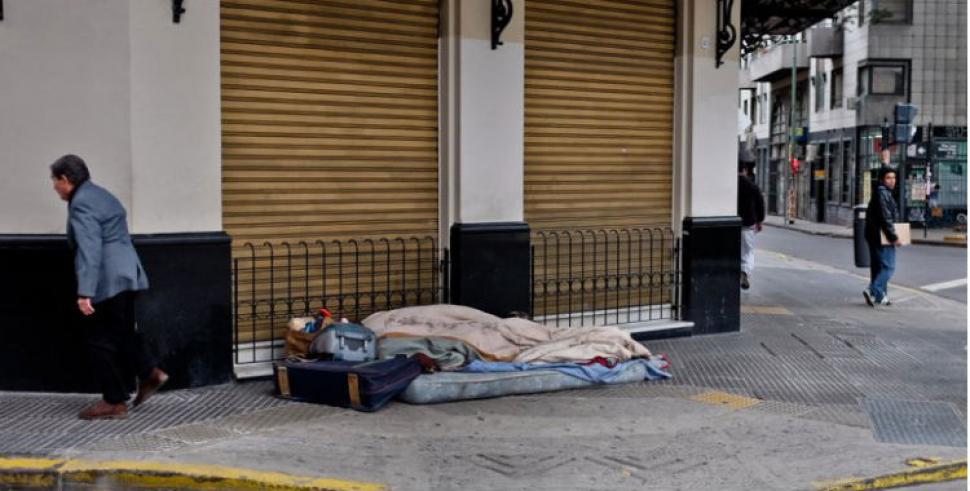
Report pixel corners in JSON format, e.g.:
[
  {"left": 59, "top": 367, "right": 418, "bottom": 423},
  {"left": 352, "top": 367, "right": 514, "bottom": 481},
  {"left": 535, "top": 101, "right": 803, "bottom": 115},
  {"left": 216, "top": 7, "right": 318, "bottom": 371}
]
[
  {"left": 0, "top": 232, "right": 232, "bottom": 393},
  {"left": 449, "top": 222, "right": 531, "bottom": 318},
  {"left": 681, "top": 217, "right": 741, "bottom": 335}
]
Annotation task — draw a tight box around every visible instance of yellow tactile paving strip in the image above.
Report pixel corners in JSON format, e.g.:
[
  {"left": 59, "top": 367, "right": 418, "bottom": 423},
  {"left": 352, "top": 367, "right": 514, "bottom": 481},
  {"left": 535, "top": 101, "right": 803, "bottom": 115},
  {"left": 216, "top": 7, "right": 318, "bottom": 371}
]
[
  {"left": 689, "top": 391, "right": 762, "bottom": 410},
  {"left": 741, "top": 305, "right": 794, "bottom": 315}
]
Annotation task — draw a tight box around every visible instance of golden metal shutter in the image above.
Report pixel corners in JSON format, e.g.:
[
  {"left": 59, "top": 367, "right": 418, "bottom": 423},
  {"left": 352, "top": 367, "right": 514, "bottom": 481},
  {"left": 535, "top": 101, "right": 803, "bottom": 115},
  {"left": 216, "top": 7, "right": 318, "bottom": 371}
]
[
  {"left": 525, "top": 0, "right": 677, "bottom": 321},
  {"left": 524, "top": 0, "right": 675, "bottom": 230},
  {"left": 220, "top": 0, "right": 439, "bottom": 347},
  {"left": 221, "top": 0, "right": 439, "bottom": 244}
]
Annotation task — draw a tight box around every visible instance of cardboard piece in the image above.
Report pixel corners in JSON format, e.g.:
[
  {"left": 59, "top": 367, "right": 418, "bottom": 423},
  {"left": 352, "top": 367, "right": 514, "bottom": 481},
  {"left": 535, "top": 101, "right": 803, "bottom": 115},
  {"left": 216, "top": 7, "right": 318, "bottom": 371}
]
[{"left": 881, "top": 223, "right": 911, "bottom": 246}]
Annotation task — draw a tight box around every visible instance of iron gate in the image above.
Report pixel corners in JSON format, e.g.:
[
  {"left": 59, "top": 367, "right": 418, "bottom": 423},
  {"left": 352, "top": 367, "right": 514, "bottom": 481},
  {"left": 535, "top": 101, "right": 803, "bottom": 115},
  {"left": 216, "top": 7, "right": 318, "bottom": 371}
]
[
  {"left": 531, "top": 227, "right": 681, "bottom": 328},
  {"left": 232, "top": 236, "right": 447, "bottom": 365}
]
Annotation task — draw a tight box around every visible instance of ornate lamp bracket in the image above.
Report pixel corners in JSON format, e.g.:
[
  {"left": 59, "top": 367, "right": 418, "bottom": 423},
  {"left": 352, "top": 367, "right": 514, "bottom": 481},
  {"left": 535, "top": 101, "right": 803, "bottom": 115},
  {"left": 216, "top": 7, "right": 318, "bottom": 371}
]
[
  {"left": 173, "top": 0, "right": 186, "bottom": 23},
  {"left": 715, "top": 0, "right": 736, "bottom": 68},
  {"left": 492, "top": 0, "right": 513, "bottom": 50}
]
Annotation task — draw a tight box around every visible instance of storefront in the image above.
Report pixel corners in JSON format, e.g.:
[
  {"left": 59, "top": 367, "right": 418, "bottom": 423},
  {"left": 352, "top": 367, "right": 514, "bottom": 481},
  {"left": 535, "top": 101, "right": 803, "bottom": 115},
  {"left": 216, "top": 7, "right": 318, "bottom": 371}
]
[{"left": 0, "top": 0, "right": 855, "bottom": 391}]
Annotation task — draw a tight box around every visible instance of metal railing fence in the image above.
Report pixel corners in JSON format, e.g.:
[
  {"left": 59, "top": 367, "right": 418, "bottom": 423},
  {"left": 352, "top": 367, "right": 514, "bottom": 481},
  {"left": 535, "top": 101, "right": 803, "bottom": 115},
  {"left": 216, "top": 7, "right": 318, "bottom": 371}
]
[{"left": 530, "top": 227, "right": 681, "bottom": 328}]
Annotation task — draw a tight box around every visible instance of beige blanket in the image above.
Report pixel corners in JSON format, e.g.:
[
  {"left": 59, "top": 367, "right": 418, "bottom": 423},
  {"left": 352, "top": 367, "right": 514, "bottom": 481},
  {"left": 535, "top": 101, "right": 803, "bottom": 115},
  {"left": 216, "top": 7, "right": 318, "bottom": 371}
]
[{"left": 363, "top": 305, "right": 652, "bottom": 363}]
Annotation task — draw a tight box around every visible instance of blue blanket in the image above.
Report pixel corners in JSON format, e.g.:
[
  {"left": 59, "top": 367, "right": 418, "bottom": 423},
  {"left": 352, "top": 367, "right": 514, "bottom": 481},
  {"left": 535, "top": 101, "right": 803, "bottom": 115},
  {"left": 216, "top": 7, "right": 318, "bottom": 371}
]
[{"left": 460, "top": 358, "right": 670, "bottom": 383}]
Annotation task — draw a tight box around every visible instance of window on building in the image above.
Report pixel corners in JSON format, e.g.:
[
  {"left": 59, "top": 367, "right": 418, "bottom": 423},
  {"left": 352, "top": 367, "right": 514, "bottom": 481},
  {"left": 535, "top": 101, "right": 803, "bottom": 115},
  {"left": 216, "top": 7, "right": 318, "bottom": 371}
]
[
  {"left": 828, "top": 141, "right": 841, "bottom": 203},
  {"left": 841, "top": 140, "right": 852, "bottom": 203},
  {"left": 858, "top": 63, "right": 907, "bottom": 96},
  {"left": 831, "top": 69, "right": 843, "bottom": 109},
  {"left": 743, "top": 99, "right": 749, "bottom": 116},
  {"left": 869, "top": 0, "right": 913, "bottom": 24},
  {"left": 814, "top": 69, "right": 826, "bottom": 112}
]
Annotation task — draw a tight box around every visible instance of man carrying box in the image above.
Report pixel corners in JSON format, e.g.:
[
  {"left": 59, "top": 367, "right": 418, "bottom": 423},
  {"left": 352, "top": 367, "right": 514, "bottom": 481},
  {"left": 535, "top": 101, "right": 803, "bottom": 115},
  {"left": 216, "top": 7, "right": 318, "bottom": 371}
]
[{"left": 864, "top": 166, "right": 904, "bottom": 307}]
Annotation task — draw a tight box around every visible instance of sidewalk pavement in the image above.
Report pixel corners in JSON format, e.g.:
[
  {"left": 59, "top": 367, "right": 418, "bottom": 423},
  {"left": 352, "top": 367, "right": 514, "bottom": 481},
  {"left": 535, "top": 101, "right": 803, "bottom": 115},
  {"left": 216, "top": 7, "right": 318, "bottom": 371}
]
[
  {"left": 0, "top": 250, "right": 966, "bottom": 490},
  {"left": 764, "top": 214, "right": 967, "bottom": 247}
]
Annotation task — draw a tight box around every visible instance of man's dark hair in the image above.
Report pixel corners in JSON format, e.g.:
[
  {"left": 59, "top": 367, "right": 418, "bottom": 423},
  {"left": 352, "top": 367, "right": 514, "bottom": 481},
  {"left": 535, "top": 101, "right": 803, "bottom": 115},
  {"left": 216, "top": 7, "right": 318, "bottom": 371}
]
[
  {"left": 877, "top": 166, "right": 896, "bottom": 181},
  {"left": 738, "top": 147, "right": 756, "bottom": 172},
  {"left": 50, "top": 154, "right": 91, "bottom": 185}
]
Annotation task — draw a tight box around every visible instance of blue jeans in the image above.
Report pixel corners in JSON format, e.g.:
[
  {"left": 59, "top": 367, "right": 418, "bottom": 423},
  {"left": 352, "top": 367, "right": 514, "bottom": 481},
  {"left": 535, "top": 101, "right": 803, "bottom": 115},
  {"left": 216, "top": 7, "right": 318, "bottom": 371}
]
[{"left": 868, "top": 243, "right": 896, "bottom": 302}]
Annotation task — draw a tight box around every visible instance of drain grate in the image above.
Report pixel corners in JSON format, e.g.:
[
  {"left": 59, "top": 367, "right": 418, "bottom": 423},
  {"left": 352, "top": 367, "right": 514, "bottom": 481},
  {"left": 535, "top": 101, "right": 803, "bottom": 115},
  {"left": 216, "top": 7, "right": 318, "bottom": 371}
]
[
  {"left": 863, "top": 397, "right": 967, "bottom": 447},
  {"left": 80, "top": 433, "right": 187, "bottom": 452}
]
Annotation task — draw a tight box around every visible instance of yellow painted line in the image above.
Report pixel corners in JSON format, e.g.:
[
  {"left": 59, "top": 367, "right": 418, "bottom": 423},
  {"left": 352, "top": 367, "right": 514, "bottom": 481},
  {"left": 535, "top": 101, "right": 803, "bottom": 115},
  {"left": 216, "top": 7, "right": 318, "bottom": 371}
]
[
  {"left": 0, "top": 457, "right": 64, "bottom": 471},
  {"left": 905, "top": 457, "right": 942, "bottom": 468},
  {"left": 816, "top": 459, "right": 967, "bottom": 491},
  {"left": 689, "top": 391, "right": 761, "bottom": 410},
  {"left": 741, "top": 305, "right": 793, "bottom": 316},
  {"left": 0, "top": 457, "right": 385, "bottom": 491}
]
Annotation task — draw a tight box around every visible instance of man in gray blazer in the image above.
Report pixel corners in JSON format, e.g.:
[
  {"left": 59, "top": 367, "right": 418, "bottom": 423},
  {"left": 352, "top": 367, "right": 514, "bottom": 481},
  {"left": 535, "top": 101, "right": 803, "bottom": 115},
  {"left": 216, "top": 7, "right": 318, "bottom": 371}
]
[{"left": 51, "top": 154, "right": 168, "bottom": 419}]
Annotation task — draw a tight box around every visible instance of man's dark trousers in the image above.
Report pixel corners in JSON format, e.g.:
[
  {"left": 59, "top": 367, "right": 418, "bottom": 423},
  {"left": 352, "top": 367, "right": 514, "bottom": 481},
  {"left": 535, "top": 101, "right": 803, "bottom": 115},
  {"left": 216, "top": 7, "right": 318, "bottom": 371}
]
[{"left": 83, "top": 291, "right": 154, "bottom": 404}]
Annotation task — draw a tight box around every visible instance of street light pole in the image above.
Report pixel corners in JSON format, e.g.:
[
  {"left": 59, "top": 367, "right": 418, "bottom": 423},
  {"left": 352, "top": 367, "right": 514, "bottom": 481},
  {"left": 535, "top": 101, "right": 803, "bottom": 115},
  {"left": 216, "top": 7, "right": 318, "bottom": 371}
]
[{"left": 785, "top": 34, "right": 798, "bottom": 225}]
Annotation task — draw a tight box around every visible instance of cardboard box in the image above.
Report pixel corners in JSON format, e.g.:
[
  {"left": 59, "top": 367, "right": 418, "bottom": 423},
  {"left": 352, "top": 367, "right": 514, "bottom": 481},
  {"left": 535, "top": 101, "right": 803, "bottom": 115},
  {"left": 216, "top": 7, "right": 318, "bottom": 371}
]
[{"left": 881, "top": 223, "right": 911, "bottom": 246}]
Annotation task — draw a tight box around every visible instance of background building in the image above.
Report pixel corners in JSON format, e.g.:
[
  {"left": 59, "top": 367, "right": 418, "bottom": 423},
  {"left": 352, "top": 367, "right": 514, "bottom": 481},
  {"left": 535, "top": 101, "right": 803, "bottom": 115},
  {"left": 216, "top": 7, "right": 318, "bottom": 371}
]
[{"left": 739, "top": 0, "right": 967, "bottom": 225}]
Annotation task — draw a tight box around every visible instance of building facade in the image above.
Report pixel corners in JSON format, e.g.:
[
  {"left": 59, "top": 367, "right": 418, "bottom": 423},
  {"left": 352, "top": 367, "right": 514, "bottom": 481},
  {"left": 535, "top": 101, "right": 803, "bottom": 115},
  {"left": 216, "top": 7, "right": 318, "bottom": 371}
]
[
  {"left": 1, "top": 0, "right": 845, "bottom": 392},
  {"left": 740, "top": 0, "right": 967, "bottom": 226}
]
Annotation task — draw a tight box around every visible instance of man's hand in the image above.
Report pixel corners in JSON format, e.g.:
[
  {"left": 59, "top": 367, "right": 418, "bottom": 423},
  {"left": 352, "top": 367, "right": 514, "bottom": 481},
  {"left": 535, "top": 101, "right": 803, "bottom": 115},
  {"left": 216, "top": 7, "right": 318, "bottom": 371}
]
[
  {"left": 78, "top": 297, "right": 95, "bottom": 316},
  {"left": 755, "top": 222, "right": 763, "bottom": 233},
  {"left": 893, "top": 239, "right": 903, "bottom": 247}
]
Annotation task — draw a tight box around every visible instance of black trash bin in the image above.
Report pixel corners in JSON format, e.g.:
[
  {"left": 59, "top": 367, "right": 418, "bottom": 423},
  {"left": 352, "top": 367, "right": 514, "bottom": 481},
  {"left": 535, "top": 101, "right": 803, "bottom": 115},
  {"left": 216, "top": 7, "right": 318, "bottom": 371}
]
[{"left": 853, "top": 205, "right": 870, "bottom": 268}]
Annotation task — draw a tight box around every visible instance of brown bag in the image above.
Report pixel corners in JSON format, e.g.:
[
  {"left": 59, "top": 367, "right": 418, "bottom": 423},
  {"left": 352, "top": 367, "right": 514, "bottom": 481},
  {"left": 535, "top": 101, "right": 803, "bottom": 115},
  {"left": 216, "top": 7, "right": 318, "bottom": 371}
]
[{"left": 284, "top": 316, "right": 332, "bottom": 357}]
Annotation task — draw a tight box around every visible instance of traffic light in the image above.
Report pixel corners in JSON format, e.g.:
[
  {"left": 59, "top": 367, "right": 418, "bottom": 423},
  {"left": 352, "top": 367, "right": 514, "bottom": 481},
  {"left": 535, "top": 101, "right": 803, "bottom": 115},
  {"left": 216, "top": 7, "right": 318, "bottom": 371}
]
[{"left": 894, "top": 103, "right": 918, "bottom": 144}]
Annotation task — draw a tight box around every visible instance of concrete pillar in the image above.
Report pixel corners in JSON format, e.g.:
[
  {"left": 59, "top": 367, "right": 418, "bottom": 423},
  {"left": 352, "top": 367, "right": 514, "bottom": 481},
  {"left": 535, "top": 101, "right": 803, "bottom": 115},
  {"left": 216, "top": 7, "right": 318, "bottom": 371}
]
[
  {"left": 440, "top": 0, "right": 530, "bottom": 317},
  {"left": 673, "top": 0, "right": 743, "bottom": 334}
]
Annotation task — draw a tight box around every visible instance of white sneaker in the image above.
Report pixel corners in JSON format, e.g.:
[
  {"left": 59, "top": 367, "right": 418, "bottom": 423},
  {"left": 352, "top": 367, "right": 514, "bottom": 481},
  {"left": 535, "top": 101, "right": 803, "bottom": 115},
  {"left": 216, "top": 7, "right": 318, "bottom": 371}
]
[
  {"left": 880, "top": 296, "right": 891, "bottom": 306},
  {"left": 863, "top": 289, "right": 875, "bottom": 308}
]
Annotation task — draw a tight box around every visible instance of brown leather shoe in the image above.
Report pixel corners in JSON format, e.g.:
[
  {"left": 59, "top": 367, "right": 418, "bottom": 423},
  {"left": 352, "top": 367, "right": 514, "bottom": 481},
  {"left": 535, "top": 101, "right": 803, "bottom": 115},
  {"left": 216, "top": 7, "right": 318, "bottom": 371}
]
[
  {"left": 79, "top": 400, "right": 128, "bottom": 420},
  {"left": 133, "top": 368, "right": 169, "bottom": 407}
]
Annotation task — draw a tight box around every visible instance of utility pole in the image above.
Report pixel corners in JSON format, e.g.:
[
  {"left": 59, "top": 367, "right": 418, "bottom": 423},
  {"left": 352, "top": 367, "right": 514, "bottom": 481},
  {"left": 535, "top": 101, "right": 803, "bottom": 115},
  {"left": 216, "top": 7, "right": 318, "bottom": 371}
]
[{"left": 785, "top": 34, "right": 798, "bottom": 225}]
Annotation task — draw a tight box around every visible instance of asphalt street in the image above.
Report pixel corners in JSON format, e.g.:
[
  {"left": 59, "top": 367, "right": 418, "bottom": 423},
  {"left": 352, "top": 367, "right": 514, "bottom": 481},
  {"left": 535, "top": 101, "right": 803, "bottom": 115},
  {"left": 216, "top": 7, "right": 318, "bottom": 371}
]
[{"left": 757, "top": 226, "right": 968, "bottom": 303}]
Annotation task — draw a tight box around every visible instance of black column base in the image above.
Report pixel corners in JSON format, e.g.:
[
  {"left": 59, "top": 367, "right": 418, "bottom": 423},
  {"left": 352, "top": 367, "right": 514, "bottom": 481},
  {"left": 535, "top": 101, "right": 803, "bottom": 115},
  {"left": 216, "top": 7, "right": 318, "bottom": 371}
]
[
  {"left": 681, "top": 217, "right": 741, "bottom": 335},
  {"left": 0, "top": 232, "right": 232, "bottom": 392},
  {"left": 450, "top": 222, "right": 530, "bottom": 317}
]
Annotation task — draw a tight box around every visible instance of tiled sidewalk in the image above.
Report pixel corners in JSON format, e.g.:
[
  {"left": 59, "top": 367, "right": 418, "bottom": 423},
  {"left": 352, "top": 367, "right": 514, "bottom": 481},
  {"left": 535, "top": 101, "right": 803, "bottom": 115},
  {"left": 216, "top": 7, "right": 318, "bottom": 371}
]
[{"left": 764, "top": 214, "right": 966, "bottom": 246}]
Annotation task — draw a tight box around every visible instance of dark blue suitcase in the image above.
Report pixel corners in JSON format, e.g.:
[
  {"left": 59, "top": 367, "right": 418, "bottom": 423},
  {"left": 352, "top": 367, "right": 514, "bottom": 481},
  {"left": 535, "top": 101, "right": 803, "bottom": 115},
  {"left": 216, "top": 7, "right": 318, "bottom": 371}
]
[{"left": 273, "top": 356, "right": 421, "bottom": 412}]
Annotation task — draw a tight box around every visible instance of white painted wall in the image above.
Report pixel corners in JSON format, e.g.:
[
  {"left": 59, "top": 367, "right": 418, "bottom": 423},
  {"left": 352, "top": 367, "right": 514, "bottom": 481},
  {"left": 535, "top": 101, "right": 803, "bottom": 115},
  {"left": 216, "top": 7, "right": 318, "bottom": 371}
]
[
  {"left": 674, "top": 0, "right": 741, "bottom": 224},
  {"left": 441, "top": 0, "right": 525, "bottom": 226},
  {"left": 0, "top": 0, "right": 131, "bottom": 234},
  {"left": 129, "top": 1, "right": 222, "bottom": 233},
  {"left": 0, "top": 0, "right": 221, "bottom": 235}
]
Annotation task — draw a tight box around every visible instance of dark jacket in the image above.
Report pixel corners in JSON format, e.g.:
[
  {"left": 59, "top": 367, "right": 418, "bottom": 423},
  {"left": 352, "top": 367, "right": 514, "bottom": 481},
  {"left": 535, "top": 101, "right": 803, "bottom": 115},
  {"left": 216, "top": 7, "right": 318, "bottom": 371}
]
[
  {"left": 865, "top": 184, "right": 898, "bottom": 245},
  {"left": 67, "top": 181, "right": 149, "bottom": 303},
  {"left": 737, "top": 175, "right": 766, "bottom": 227}
]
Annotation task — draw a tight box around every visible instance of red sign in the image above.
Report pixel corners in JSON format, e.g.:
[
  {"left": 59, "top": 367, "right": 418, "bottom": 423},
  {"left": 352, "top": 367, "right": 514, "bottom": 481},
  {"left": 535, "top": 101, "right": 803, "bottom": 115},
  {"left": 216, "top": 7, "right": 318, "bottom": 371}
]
[{"left": 791, "top": 158, "right": 801, "bottom": 173}]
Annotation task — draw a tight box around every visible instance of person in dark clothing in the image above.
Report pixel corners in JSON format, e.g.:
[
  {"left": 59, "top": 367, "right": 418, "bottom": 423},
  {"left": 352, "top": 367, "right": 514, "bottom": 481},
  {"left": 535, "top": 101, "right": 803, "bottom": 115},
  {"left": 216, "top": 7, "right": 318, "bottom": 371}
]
[
  {"left": 737, "top": 149, "right": 766, "bottom": 290},
  {"left": 50, "top": 154, "right": 168, "bottom": 420},
  {"left": 863, "top": 166, "right": 903, "bottom": 307}
]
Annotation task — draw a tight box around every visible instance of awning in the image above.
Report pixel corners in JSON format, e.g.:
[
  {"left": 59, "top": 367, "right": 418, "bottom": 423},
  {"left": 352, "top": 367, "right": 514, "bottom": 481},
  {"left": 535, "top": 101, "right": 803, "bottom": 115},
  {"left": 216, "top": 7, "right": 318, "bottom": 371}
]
[{"left": 741, "top": 0, "right": 857, "bottom": 55}]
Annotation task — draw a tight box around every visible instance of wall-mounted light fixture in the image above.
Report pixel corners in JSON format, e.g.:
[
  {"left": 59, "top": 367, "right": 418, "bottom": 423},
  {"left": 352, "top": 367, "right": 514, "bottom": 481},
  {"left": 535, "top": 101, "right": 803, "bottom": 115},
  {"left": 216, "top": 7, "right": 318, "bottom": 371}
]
[
  {"left": 715, "top": 0, "right": 736, "bottom": 68},
  {"left": 492, "top": 0, "right": 513, "bottom": 50},
  {"left": 173, "top": 0, "right": 185, "bottom": 23}
]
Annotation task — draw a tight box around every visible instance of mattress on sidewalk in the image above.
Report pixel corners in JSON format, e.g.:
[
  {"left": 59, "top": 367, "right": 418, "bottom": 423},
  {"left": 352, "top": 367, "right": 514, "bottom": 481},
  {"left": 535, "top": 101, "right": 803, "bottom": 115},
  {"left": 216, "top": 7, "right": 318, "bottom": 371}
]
[{"left": 399, "top": 361, "right": 647, "bottom": 404}]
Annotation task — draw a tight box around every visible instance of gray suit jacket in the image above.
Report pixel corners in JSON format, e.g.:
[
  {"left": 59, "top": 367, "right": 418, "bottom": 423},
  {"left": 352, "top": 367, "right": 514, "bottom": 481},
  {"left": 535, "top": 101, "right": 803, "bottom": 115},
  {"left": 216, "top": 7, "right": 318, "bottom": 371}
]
[{"left": 67, "top": 181, "right": 149, "bottom": 303}]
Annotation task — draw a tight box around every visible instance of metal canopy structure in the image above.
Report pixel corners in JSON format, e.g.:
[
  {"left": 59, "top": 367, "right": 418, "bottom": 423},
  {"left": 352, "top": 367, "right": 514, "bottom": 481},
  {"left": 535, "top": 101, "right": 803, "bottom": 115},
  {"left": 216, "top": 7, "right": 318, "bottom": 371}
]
[{"left": 741, "top": 0, "right": 856, "bottom": 55}]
